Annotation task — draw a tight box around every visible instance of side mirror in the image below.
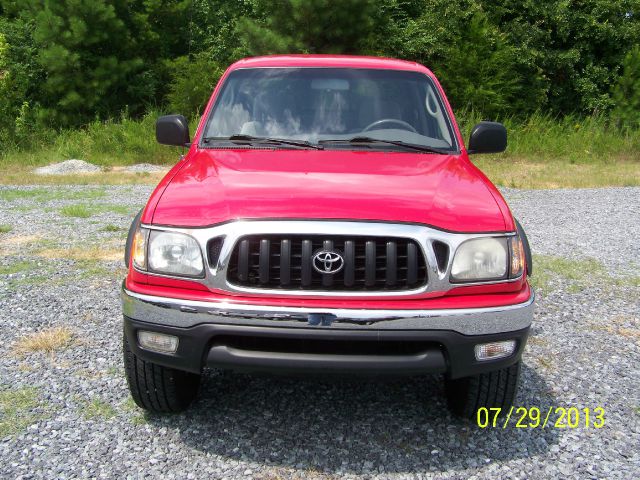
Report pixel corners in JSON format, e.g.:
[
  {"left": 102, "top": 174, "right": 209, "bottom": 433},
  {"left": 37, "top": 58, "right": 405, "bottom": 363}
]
[
  {"left": 156, "top": 115, "right": 190, "bottom": 146},
  {"left": 468, "top": 121, "right": 507, "bottom": 154}
]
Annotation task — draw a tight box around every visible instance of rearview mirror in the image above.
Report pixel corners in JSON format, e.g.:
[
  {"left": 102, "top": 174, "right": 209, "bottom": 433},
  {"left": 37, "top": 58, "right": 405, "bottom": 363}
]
[
  {"left": 156, "top": 115, "right": 190, "bottom": 146},
  {"left": 468, "top": 121, "right": 507, "bottom": 154}
]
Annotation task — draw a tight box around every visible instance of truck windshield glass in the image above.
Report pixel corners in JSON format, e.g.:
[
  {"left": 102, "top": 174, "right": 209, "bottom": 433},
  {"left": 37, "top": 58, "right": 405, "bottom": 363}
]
[{"left": 202, "top": 68, "right": 457, "bottom": 151}]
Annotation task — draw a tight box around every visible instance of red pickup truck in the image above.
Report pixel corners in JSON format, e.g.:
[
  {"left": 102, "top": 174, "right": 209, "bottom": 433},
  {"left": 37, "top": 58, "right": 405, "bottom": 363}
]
[{"left": 122, "top": 55, "right": 534, "bottom": 418}]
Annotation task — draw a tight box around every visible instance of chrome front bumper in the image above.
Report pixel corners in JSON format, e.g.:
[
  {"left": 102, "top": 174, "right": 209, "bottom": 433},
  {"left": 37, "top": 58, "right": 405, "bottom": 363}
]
[{"left": 122, "top": 287, "right": 534, "bottom": 336}]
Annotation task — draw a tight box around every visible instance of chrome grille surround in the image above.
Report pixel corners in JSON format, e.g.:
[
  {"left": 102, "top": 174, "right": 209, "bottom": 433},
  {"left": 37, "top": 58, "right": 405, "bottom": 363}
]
[{"left": 136, "top": 220, "right": 521, "bottom": 298}]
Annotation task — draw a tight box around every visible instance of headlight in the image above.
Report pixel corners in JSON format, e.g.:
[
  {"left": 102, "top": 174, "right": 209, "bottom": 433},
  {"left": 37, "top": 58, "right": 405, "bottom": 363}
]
[
  {"left": 146, "top": 230, "right": 204, "bottom": 277},
  {"left": 451, "top": 237, "right": 508, "bottom": 281}
]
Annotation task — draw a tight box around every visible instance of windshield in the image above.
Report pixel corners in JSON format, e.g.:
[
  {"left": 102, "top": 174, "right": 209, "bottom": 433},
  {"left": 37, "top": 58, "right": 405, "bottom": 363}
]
[{"left": 202, "top": 68, "right": 457, "bottom": 151}]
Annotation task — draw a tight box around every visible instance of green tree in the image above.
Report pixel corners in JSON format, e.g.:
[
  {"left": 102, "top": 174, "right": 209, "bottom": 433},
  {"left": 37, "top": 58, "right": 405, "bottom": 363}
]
[
  {"left": 165, "top": 52, "right": 224, "bottom": 116},
  {"left": 0, "top": 11, "right": 45, "bottom": 148},
  {"left": 479, "top": 0, "right": 640, "bottom": 115},
  {"left": 612, "top": 45, "right": 640, "bottom": 129},
  {"left": 435, "top": 12, "right": 539, "bottom": 117},
  {"left": 367, "top": 1, "right": 544, "bottom": 117},
  {"left": 17, "top": 0, "right": 192, "bottom": 127},
  {"left": 236, "top": 0, "right": 378, "bottom": 54},
  {"left": 164, "top": 0, "right": 257, "bottom": 117}
]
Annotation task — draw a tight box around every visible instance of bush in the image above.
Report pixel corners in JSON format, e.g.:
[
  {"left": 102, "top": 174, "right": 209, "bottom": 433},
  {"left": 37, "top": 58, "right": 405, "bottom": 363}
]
[{"left": 165, "top": 53, "right": 225, "bottom": 117}]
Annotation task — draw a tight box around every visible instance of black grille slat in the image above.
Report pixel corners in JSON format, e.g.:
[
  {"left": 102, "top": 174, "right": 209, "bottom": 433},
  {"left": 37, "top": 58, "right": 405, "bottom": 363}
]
[
  {"left": 386, "top": 241, "right": 397, "bottom": 286},
  {"left": 365, "top": 241, "right": 376, "bottom": 287},
  {"left": 238, "top": 239, "right": 249, "bottom": 281},
  {"left": 407, "top": 242, "right": 418, "bottom": 285},
  {"left": 344, "top": 240, "right": 355, "bottom": 287},
  {"left": 301, "top": 240, "right": 312, "bottom": 287},
  {"left": 280, "top": 239, "right": 291, "bottom": 286},
  {"left": 228, "top": 234, "right": 428, "bottom": 291},
  {"left": 259, "top": 239, "right": 270, "bottom": 284}
]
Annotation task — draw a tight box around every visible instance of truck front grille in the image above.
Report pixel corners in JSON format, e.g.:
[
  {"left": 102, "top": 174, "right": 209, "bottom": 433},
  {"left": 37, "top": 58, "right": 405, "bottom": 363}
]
[{"left": 227, "top": 235, "right": 428, "bottom": 291}]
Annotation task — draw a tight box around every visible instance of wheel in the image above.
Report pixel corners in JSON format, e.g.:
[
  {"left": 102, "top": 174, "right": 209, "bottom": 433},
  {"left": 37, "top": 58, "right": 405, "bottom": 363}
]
[
  {"left": 445, "top": 362, "right": 521, "bottom": 418},
  {"left": 123, "top": 333, "right": 201, "bottom": 413}
]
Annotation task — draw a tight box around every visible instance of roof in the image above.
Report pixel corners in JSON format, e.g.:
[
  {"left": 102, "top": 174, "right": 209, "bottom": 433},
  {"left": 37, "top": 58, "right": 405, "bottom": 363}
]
[{"left": 228, "top": 55, "right": 433, "bottom": 75}]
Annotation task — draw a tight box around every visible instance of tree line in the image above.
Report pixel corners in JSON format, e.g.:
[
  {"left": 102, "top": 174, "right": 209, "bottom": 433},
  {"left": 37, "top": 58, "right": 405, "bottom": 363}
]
[{"left": 1, "top": 0, "right": 639, "bottom": 149}]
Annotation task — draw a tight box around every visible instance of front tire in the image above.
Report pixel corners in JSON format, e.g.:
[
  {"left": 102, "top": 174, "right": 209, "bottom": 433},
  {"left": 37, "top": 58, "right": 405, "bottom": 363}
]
[
  {"left": 445, "top": 362, "right": 521, "bottom": 418},
  {"left": 123, "top": 334, "right": 201, "bottom": 413}
]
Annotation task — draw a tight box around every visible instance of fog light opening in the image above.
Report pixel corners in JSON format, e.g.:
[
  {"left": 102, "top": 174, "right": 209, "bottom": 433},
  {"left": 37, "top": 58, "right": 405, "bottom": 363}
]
[
  {"left": 474, "top": 340, "right": 516, "bottom": 361},
  {"left": 138, "top": 331, "right": 179, "bottom": 354}
]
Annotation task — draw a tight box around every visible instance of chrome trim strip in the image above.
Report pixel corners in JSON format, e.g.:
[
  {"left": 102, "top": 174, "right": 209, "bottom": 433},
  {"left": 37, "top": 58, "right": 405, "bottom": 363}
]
[
  {"left": 122, "top": 287, "right": 534, "bottom": 336},
  {"left": 136, "top": 220, "right": 519, "bottom": 298}
]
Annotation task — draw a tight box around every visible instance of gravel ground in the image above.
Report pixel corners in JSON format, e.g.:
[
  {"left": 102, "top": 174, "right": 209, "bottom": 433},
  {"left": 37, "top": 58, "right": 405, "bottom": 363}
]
[{"left": 0, "top": 185, "right": 638, "bottom": 479}]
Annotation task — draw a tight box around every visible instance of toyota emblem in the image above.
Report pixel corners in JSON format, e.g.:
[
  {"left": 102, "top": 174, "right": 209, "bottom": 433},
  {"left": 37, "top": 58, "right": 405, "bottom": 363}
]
[{"left": 312, "top": 250, "right": 344, "bottom": 274}]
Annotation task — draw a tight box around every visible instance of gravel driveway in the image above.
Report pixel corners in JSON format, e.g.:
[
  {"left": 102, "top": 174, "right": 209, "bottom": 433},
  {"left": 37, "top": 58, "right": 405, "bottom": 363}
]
[{"left": 0, "top": 185, "right": 638, "bottom": 479}]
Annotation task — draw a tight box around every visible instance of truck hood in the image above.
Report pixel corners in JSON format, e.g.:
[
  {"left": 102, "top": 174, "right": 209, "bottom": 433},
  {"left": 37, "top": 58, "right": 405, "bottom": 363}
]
[{"left": 151, "top": 149, "right": 507, "bottom": 232}]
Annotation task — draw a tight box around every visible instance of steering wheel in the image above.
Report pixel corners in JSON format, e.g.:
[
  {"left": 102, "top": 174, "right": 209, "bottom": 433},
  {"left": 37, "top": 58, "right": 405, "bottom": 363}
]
[{"left": 363, "top": 118, "right": 418, "bottom": 133}]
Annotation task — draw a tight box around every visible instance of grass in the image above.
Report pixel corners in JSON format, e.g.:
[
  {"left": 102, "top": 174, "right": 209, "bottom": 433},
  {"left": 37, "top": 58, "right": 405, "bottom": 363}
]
[
  {"left": 0, "top": 169, "right": 167, "bottom": 185},
  {"left": 0, "top": 260, "right": 36, "bottom": 275},
  {"left": 588, "top": 314, "right": 640, "bottom": 345},
  {"left": 101, "top": 224, "right": 125, "bottom": 232},
  {"left": 0, "top": 260, "right": 56, "bottom": 288},
  {"left": 530, "top": 254, "right": 640, "bottom": 293},
  {"left": 38, "top": 244, "right": 122, "bottom": 262},
  {"left": 457, "top": 112, "right": 640, "bottom": 189},
  {"left": 60, "top": 204, "right": 92, "bottom": 218},
  {"left": 0, "top": 111, "right": 189, "bottom": 169},
  {"left": 0, "top": 224, "right": 11, "bottom": 233},
  {"left": 60, "top": 203, "right": 133, "bottom": 218},
  {"left": 0, "top": 186, "right": 107, "bottom": 202},
  {"left": 474, "top": 158, "right": 640, "bottom": 189},
  {"left": 13, "top": 326, "right": 74, "bottom": 357},
  {"left": 123, "top": 398, "right": 148, "bottom": 425},
  {"left": 458, "top": 112, "right": 640, "bottom": 164},
  {"left": 80, "top": 398, "right": 117, "bottom": 420},
  {"left": 0, "top": 387, "right": 43, "bottom": 437},
  {"left": 0, "top": 111, "right": 638, "bottom": 188}
]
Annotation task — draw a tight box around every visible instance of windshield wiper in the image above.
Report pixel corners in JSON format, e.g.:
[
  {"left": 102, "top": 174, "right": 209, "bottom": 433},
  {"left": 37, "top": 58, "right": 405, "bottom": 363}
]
[
  {"left": 319, "top": 136, "right": 450, "bottom": 154},
  {"left": 203, "top": 134, "right": 323, "bottom": 150}
]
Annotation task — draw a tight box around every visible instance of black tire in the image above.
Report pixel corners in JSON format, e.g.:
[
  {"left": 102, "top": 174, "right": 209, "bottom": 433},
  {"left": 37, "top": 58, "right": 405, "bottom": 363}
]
[
  {"left": 445, "top": 362, "right": 521, "bottom": 418},
  {"left": 123, "top": 333, "right": 201, "bottom": 413},
  {"left": 124, "top": 208, "right": 144, "bottom": 268}
]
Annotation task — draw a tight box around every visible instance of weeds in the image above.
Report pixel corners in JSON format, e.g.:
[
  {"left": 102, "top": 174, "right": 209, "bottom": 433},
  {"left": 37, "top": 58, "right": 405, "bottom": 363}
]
[
  {"left": 81, "top": 398, "right": 117, "bottom": 420},
  {"left": 0, "top": 112, "right": 639, "bottom": 188},
  {"left": 0, "top": 224, "right": 11, "bottom": 233},
  {"left": 38, "top": 245, "right": 122, "bottom": 262},
  {"left": 458, "top": 111, "right": 640, "bottom": 165},
  {"left": 60, "top": 203, "right": 132, "bottom": 218},
  {"left": 530, "top": 254, "right": 640, "bottom": 293},
  {"left": 0, "top": 388, "right": 43, "bottom": 437},
  {"left": 0, "top": 260, "right": 36, "bottom": 275},
  {"left": 60, "top": 204, "right": 92, "bottom": 218},
  {"left": 0, "top": 187, "right": 107, "bottom": 202},
  {"left": 101, "top": 224, "right": 125, "bottom": 232},
  {"left": 13, "top": 326, "right": 74, "bottom": 357},
  {"left": 123, "top": 398, "right": 148, "bottom": 425}
]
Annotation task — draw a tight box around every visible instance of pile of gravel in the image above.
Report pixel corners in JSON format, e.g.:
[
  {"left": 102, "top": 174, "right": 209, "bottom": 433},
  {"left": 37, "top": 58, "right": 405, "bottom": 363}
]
[
  {"left": 123, "top": 163, "right": 166, "bottom": 173},
  {"left": 34, "top": 159, "right": 103, "bottom": 175}
]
